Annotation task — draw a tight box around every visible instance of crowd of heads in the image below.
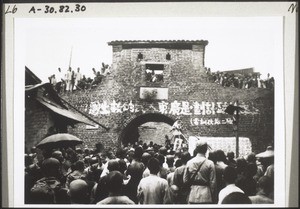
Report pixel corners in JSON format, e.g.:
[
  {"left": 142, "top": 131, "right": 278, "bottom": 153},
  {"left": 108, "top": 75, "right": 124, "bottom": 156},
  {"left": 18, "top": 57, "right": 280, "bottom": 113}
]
[
  {"left": 48, "top": 63, "right": 111, "bottom": 94},
  {"left": 205, "top": 68, "right": 275, "bottom": 90},
  {"left": 25, "top": 139, "right": 274, "bottom": 205}
]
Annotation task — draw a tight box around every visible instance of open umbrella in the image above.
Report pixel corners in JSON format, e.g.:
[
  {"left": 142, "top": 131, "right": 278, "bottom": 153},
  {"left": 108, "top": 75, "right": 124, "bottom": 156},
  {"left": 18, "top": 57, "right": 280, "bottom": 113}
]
[{"left": 36, "top": 133, "right": 83, "bottom": 149}]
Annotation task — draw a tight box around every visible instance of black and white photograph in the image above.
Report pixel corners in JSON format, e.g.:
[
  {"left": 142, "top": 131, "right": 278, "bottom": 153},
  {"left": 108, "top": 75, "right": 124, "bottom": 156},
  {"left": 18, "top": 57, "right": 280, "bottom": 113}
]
[{"left": 2, "top": 1, "right": 298, "bottom": 207}]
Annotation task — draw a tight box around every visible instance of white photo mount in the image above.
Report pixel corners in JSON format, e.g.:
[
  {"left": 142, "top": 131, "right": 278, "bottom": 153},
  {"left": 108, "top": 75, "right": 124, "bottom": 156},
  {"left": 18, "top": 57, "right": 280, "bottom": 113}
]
[{"left": 1, "top": 1, "right": 298, "bottom": 208}]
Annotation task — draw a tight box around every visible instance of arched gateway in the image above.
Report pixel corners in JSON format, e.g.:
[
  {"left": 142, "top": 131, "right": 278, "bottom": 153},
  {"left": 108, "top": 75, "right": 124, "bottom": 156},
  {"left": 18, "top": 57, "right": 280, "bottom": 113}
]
[{"left": 119, "top": 113, "right": 175, "bottom": 146}]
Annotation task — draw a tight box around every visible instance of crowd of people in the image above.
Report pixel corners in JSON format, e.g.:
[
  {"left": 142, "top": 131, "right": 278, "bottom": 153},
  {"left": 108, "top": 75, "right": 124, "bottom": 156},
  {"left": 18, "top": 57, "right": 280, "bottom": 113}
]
[
  {"left": 205, "top": 68, "right": 275, "bottom": 90},
  {"left": 24, "top": 138, "right": 274, "bottom": 205},
  {"left": 48, "top": 63, "right": 111, "bottom": 93}
]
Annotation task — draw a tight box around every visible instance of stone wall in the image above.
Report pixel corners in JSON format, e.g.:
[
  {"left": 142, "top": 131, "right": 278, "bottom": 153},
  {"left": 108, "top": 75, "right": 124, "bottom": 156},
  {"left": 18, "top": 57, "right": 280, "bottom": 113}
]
[
  {"left": 112, "top": 45, "right": 206, "bottom": 73},
  {"left": 62, "top": 67, "right": 274, "bottom": 156}
]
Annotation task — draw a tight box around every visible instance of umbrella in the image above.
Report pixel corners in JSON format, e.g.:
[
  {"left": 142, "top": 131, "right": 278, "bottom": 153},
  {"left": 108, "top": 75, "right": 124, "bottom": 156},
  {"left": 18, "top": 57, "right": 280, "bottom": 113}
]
[{"left": 36, "top": 133, "right": 83, "bottom": 149}]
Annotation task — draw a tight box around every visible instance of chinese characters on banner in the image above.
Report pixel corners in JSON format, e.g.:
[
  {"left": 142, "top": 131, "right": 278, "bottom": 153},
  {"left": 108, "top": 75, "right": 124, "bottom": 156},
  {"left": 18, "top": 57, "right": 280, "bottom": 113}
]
[{"left": 85, "top": 100, "right": 259, "bottom": 126}]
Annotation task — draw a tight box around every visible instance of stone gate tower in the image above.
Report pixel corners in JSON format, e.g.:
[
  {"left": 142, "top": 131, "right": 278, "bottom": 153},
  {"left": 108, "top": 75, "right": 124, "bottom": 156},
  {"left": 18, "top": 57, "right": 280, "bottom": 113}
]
[
  {"left": 109, "top": 40, "right": 208, "bottom": 74},
  {"left": 64, "top": 40, "right": 274, "bottom": 157}
]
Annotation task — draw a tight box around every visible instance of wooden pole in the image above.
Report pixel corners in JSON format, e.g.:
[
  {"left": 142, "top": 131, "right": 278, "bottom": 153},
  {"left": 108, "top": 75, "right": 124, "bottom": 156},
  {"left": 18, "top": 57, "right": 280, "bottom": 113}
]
[
  {"left": 235, "top": 100, "right": 240, "bottom": 158},
  {"left": 68, "top": 46, "right": 73, "bottom": 69}
]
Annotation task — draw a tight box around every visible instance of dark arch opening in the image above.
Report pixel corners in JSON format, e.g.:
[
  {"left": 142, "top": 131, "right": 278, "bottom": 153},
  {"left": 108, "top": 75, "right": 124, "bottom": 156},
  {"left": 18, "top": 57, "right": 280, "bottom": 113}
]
[{"left": 119, "top": 113, "right": 175, "bottom": 146}]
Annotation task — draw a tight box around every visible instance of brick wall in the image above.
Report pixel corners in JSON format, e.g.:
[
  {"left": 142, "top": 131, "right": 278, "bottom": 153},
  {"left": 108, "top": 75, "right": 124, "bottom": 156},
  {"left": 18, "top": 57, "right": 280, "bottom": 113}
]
[{"left": 25, "top": 100, "right": 53, "bottom": 152}]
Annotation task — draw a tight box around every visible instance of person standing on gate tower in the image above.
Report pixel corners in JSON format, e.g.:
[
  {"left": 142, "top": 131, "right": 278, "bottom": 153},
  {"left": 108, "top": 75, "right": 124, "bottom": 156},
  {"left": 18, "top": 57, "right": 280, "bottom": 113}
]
[{"left": 170, "top": 119, "right": 187, "bottom": 151}]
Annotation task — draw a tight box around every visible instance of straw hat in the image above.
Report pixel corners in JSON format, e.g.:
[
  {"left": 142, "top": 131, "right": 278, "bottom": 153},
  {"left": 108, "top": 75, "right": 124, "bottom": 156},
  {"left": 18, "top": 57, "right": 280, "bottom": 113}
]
[{"left": 256, "top": 146, "right": 274, "bottom": 158}]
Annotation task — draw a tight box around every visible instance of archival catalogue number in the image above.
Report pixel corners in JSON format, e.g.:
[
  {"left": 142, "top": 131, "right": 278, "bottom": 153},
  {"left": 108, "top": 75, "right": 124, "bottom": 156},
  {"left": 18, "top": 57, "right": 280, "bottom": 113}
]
[{"left": 28, "top": 4, "right": 86, "bottom": 14}]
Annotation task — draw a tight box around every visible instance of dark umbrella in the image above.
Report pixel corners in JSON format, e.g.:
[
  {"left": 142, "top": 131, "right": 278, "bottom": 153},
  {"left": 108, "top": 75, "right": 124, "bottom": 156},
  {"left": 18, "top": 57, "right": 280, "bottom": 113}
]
[{"left": 36, "top": 133, "right": 83, "bottom": 149}]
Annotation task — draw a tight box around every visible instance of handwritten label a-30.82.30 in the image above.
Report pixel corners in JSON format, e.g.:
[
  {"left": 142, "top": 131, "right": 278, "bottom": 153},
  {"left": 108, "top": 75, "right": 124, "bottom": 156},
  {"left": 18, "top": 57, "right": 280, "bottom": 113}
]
[{"left": 29, "top": 4, "right": 86, "bottom": 14}]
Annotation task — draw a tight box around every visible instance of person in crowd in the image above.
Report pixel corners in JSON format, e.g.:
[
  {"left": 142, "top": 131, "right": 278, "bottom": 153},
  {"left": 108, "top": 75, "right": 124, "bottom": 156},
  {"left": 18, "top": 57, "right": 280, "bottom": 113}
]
[
  {"left": 93, "top": 159, "right": 121, "bottom": 203},
  {"left": 85, "top": 155, "right": 103, "bottom": 184},
  {"left": 141, "top": 152, "right": 151, "bottom": 168},
  {"left": 218, "top": 166, "right": 244, "bottom": 204},
  {"left": 246, "top": 152, "right": 257, "bottom": 164},
  {"left": 245, "top": 152, "right": 264, "bottom": 183},
  {"left": 145, "top": 67, "right": 152, "bottom": 82},
  {"left": 226, "top": 151, "right": 237, "bottom": 167},
  {"left": 256, "top": 146, "right": 274, "bottom": 199},
  {"left": 51, "top": 150, "right": 68, "bottom": 185},
  {"left": 151, "top": 71, "right": 158, "bottom": 82},
  {"left": 97, "top": 171, "right": 135, "bottom": 204},
  {"left": 155, "top": 153, "right": 168, "bottom": 179},
  {"left": 170, "top": 120, "right": 187, "bottom": 151},
  {"left": 70, "top": 70, "right": 76, "bottom": 91},
  {"left": 65, "top": 160, "right": 87, "bottom": 189},
  {"left": 221, "top": 192, "right": 252, "bottom": 204},
  {"left": 249, "top": 176, "right": 274, "bottom": 204},
  {"left": 30, "top": 158, "right": 63, "bottom": 204},
  {"left": 25, "top": 154, "right": 36, "bottom": 203},
  {"left": 75, "top": 147, "right": 84, "bottom": 160},
  {"left": 52, "top": 150, "right": 64, "bottom": 164},
  {"left": 25, "top": 139, "right": 275, "bottom": 205},
  {"left": 208, "top": 151, "right": 217, "bottom": 164},
  {"left": 65, "top": 67, "right": 72, "bottom": 92},
  {"left": 55, "top": 67, "right": 65, "bottom": 93},
  {"left": 74, "top": 67, "right": 82, "bottom": 91},
  {"left": 235, "top": 162, "right": 258, "bottom": 196},
  {"left": 158, "top": 146, "right": 168, "bottom": 169},
  {"left": 205, "top": 69, "right": 274, "bottom": 90},
  {"left": 124, "top": 146, "right": 145, "bottom": 203},
  {"left": 25, "top": 149, "right": 44, "bottom": 203},
  {"left": 163, "top": 184, "right": 179, "bottom": 204},
  {"left": 173, "top": 151, "right": 191, "bottom": 204},
  {"left": 68, "top": 179, "right": 90, "bottom": 204},
  {"left": 164, "top": 135, "right": 171, "bottom": 148},
  {"left": 214, "top": 149, "right": 228, "bottom": 201},
  {"left": 137, "top": 157, "right": 168, "bottom": 204},
  {"left": 236, "top": 157, "right": 248, "bottom": 176},
  {"left": 49, "top": 74, "right": 57, "bottom": 87},
  {"left": 91, "top": 68, "right": 103, "bottom": 88},
  {"left": 77, "top": 75, "right": 88, "bottom": 90},
  {"left": 183, "top": 139, "right": 217, "bottom": 204},
  {"left": 166, "top": 155, "right": 176, "bottom": 185}
]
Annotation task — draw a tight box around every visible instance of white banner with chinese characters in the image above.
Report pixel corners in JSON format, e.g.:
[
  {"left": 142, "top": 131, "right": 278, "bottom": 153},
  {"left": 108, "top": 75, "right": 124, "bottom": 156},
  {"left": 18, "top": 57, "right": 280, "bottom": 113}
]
[
  {"left": 84, "top": 100, "right": 260, "bottom": 118},
  {"left": 188, "top": 136, "right": 252, "bottom": 158}
]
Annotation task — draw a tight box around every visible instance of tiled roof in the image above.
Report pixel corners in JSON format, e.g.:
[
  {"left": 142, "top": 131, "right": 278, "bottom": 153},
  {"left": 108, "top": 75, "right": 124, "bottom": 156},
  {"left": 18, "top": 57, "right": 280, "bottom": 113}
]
[
  {"left": 36, "top": 97, "right": 96, "bottom": 126},
  {"left": 108, "top": 40, "right": 208, "bottom": 45}
]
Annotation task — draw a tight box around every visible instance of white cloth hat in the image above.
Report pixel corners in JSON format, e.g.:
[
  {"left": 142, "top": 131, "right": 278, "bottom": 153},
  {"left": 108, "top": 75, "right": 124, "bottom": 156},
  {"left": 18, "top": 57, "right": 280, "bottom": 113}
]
[{"left": 256, "top": 146, "right": 274, "bottom": 158}]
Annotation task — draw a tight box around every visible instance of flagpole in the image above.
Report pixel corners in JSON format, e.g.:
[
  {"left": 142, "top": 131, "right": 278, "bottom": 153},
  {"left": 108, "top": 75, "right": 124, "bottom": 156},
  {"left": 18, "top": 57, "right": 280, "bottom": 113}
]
[{"left": 68, "top": 46, "right": 73, "bottom": 69}]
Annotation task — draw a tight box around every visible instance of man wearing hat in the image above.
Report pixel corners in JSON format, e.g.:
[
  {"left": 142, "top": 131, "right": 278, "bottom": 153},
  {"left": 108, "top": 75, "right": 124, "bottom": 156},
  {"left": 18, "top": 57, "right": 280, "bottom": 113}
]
[
  {"left": 183, "top": 139, "right": 217, "bottom": 204},
  {"left": 256, "top": 146, "right": 274, "bottom": 199},
  {"left": 256, "top": 146, "right": 274, "bottom": 177}
]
